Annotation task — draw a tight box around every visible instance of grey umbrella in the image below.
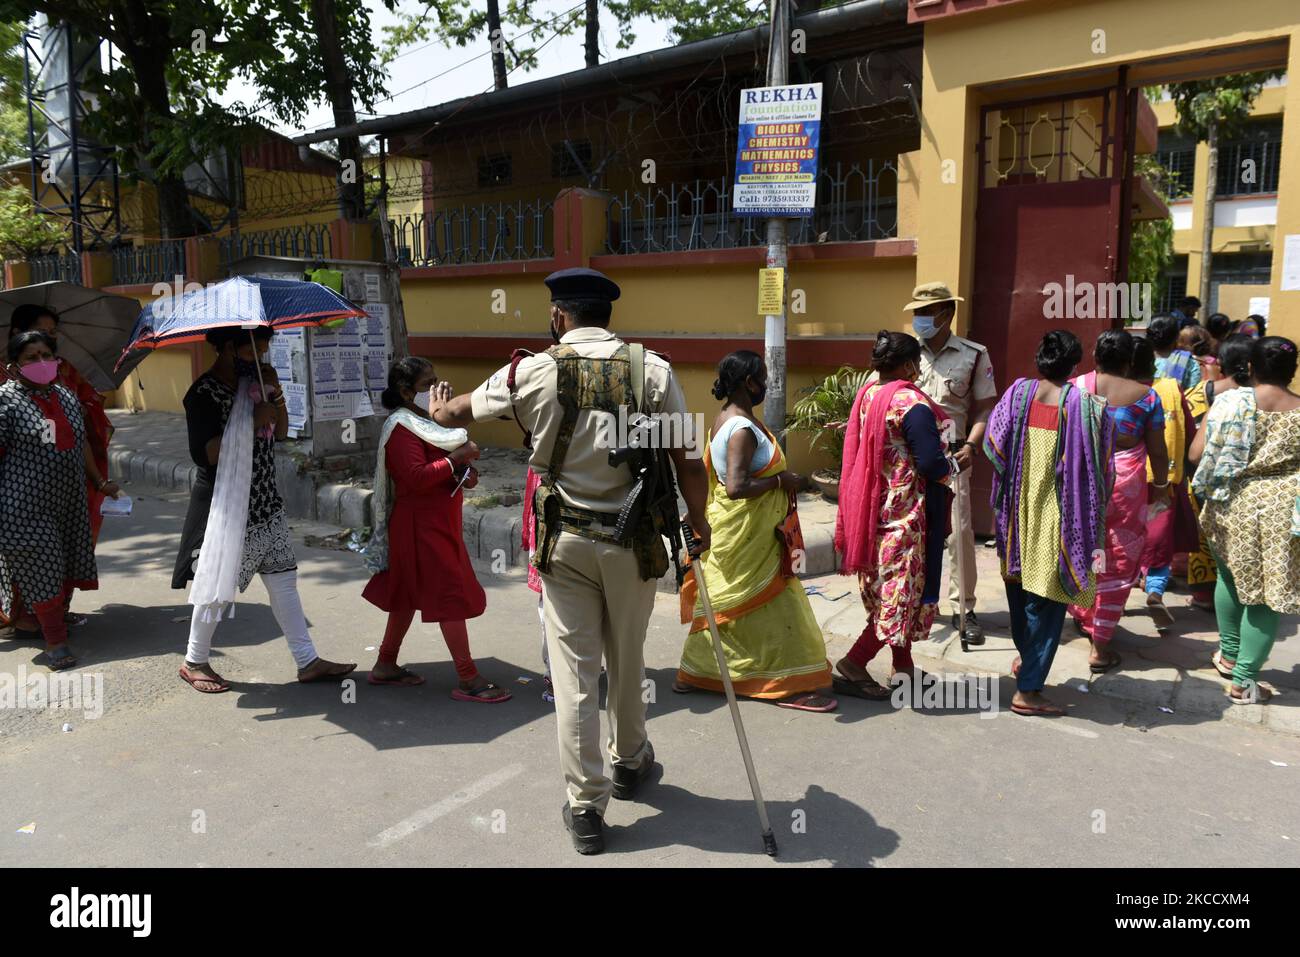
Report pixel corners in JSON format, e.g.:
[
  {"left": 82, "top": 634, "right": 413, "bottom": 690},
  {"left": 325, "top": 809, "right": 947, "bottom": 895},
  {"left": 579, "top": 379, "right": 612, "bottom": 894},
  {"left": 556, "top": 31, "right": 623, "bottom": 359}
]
[{"left": 0, "top": 281, "right": 146, "bottom": 392}]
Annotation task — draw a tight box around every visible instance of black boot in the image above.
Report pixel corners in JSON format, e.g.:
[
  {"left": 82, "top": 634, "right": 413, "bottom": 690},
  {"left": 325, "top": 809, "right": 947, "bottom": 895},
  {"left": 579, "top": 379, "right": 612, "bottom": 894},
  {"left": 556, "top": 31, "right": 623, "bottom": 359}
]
[
  {"left": 562, "top": 804, "right": 605, "bottom": 855},
  {"left": 612, "top": 741, "right": 656, "bottom": 801},
  {"left": 952, "top": 611, "right": 985, "bottom": 646}
]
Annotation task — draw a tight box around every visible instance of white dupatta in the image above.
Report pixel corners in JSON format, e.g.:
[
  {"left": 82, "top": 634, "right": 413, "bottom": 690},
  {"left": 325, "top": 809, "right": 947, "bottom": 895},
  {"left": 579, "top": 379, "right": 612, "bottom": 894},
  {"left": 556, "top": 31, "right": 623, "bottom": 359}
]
[
  {"left": 189, "top": 377, "right": 255, "bottom": 621},
  {"left": 364, "top": 408, "right": 468, "bottom": 574}
]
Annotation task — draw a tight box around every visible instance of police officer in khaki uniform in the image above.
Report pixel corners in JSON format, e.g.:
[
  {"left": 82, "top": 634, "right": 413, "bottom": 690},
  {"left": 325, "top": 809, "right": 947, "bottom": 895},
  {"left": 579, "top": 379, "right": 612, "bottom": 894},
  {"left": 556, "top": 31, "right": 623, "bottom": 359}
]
[
  {"left": 903, "top": 282, "right": 997, "bottom": 644},
  {"left": 431, "top": 268, "right": 709, "bottom": 856}
]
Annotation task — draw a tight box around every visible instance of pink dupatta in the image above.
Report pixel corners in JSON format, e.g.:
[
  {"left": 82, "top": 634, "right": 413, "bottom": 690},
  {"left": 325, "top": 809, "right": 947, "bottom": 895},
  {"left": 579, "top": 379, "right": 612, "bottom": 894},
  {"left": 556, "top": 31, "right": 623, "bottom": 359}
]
[{"left": 835, "top": 379, "right": 950, "bottom": 577}]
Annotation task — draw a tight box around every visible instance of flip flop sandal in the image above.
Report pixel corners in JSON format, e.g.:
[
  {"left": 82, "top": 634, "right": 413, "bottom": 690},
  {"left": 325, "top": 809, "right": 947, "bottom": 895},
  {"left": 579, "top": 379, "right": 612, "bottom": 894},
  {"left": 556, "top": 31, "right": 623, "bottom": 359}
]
[
  {"left": 1011, "top": 701, "right": 1064, "bottom": 717},
  {"left": 832, "top": 674, "right": 892, "bottom": 701},
  {"left": 1089, "top": 652, "right": 1121, "bottom": 675},
  {"left": 776, "top": 693, "right": 838, "bottom": 713},
  {"left": 45, "top": 647, "right": 78, "bottom": 671},
  {"left": 1211, "top": 651, "right": 1235, "bottom": 680},
  {"left": 1230, "top": 685, "right": 1273, "bottom": 705},
  {"left": 671, "top": 681, "right": 696, "bottom": 694},
  {"left": 179, "top": 665, "right": 230, "bottom": 693},
  {"left": 298, "top": 662, "right": 358, "bottom": 683},
  {"left": 368, "top": 667, "right": 426, "bottom": 687},
  {"left": 451, "top": 682, "right": 513, "bottom": 703}
]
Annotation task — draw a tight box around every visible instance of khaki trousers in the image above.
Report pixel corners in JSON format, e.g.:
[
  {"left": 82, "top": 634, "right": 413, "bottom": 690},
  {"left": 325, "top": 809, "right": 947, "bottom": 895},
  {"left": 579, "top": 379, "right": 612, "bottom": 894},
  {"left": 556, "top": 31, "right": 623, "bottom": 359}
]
[
  {"left": 540, "top": 530, "right": 656, "bottom": 814},
  {"left": 945, "top": 470, "right": 978, "bottom": 614}
]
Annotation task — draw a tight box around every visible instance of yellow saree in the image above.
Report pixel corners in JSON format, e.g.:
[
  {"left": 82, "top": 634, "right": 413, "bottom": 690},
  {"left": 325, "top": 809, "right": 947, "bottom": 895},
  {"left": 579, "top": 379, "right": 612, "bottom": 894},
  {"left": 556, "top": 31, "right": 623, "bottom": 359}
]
[{"left": 677, "top": 423, "right": 832, "bottom": 698}]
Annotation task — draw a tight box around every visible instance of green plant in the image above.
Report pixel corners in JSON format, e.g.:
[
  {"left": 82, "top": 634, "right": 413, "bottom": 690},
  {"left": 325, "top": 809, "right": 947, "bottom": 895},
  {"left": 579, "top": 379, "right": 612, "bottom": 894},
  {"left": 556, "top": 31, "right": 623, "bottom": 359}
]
[
  {"left": 0, "top": 183, "right": 66, "bottom": 257},
  {"left": 783, "top": 364, "right": 872, "bottom": 473}
]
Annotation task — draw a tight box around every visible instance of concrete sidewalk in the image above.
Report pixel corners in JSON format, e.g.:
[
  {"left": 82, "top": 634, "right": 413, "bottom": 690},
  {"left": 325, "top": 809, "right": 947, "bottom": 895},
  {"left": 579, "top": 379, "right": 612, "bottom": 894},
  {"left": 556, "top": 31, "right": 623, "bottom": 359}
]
[
  {"left": 801, "top": 546, "right": 1300, "bottom": 738},
  {"left": 106, "top": 408, "right": 1299, "bottom": 736}
]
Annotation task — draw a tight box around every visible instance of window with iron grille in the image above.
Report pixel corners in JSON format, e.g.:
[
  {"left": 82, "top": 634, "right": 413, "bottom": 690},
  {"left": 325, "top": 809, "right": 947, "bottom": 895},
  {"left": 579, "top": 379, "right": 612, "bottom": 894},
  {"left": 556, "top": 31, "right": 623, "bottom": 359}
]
[
  {"left": 477, "top": 153, "right": 512, "bottom": 188},
  {"left": 1216, "top": 119, "right": 1282, "bottom": 196},
  {"left": 1155, "top": 131, "right": 1195, "bottom": 200},
  {"left": 551, "top": 140, "right": 592, "bottom": 179},
  {"left": 1157, "top": 256, "right": 1188, "bottom": 313}
]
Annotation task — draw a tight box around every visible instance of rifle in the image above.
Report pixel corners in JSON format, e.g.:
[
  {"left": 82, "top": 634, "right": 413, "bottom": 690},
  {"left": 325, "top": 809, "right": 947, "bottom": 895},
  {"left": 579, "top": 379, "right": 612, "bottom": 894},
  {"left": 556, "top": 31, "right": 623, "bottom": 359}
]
[{"left": 609, "top": 414, "right": 687, "bottom": 588}]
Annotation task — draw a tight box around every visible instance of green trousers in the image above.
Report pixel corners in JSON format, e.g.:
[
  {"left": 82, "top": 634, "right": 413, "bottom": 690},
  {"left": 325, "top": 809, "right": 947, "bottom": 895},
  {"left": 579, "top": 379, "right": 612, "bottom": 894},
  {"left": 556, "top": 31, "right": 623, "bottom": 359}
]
[{"left": 1215, "top": 561, "right": 1280, "bottom": 687}]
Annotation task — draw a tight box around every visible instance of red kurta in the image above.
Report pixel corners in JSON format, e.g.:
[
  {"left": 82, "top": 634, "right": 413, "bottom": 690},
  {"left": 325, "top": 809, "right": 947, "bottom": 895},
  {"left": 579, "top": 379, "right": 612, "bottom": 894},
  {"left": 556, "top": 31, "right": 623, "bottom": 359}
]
[{"left": 362, "top": 426, "right": 486, "bottom": 622}]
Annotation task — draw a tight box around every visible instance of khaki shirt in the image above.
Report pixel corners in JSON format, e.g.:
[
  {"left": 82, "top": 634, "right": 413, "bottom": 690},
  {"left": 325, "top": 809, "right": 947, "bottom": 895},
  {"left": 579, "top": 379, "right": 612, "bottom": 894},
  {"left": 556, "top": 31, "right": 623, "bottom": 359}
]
[
  {"left": 470, "top": 327, "right": 689, "bottom": 512},
  {"left": 916, "top": 333, "right": 997, "bottom": 437}
]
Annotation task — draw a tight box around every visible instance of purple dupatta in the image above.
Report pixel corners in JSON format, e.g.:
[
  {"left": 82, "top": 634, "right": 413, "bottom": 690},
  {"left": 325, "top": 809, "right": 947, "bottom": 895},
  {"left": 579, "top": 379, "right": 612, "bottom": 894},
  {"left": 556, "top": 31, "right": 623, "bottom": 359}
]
[{"left": 984, "top": 377, "right": 1114, "bottom": 599}]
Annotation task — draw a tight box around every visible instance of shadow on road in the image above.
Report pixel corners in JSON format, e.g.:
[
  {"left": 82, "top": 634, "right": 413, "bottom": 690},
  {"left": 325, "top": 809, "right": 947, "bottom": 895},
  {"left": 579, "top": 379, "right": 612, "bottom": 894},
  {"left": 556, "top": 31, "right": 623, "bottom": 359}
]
[{"left": 609, "top": 781, "right": 899, "bottom": 866}]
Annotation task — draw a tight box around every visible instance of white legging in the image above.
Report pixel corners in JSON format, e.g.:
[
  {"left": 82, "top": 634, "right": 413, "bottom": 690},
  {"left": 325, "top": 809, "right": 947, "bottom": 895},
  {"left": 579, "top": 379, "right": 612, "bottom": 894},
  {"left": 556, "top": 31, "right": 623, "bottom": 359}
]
[{"left": 185, "top": 569, "right": 318, "bottom": 670}]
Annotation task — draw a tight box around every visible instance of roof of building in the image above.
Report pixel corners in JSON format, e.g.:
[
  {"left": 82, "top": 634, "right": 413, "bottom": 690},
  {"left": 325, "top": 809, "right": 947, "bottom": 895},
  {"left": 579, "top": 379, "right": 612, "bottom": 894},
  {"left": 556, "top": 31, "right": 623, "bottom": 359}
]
[{"left": 291, "top": 0, "right": 914, "bottom": 145}]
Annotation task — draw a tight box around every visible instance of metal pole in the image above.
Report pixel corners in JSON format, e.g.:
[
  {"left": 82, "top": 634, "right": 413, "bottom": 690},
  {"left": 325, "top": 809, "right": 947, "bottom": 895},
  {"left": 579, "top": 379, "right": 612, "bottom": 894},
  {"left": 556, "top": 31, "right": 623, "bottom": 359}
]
[
  {"left": 763, "top": 0, "right": 791, "bottom": 447},
  {"left": 682, "top": 522, "right": 778, "bottom": 857}
]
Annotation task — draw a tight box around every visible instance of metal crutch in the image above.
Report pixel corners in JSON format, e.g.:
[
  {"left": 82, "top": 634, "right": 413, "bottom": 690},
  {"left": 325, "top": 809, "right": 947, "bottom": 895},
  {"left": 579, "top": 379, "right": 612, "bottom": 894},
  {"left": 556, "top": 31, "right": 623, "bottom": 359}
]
[{"left": 681, "top": 521, "right": 778, "bottom": 857}]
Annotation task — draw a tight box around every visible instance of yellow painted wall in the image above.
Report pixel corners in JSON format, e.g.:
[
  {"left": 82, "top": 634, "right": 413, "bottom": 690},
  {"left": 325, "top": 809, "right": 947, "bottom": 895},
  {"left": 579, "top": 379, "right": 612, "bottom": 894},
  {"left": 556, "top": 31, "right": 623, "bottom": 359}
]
[
  {"left": 402, "top": 252, "right": 915, "bottom": 473},
  {"left": 1215, "top": 283, "right": 1271, "bottom": 320}
]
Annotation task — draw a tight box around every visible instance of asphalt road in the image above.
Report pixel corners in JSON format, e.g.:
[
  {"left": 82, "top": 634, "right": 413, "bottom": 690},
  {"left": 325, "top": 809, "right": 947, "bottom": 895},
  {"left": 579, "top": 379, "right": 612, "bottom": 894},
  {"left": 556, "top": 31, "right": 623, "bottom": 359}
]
[{"left": 2, "top": 487, "right": 1297, "bottom": 868}]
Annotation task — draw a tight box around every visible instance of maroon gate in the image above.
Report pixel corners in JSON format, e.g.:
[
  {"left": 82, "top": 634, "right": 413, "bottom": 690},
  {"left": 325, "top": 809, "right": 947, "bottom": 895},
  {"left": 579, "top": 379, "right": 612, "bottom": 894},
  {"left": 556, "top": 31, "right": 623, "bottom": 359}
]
[{"left": 968, "top": 79, "right": 1138, "bottom": 531}]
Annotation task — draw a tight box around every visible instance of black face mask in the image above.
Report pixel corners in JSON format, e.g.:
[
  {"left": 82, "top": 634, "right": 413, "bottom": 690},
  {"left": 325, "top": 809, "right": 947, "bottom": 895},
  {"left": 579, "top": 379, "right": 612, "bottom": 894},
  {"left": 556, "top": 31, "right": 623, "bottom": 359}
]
[
  {"left": 234, "top": 356, "right": 260, "bottom": 379},
  {"left": 748, "top": 383, "right": 767, "bottom": 405},
  {"left": 549, "top": 319, "right": 561, "bottom": 344}
]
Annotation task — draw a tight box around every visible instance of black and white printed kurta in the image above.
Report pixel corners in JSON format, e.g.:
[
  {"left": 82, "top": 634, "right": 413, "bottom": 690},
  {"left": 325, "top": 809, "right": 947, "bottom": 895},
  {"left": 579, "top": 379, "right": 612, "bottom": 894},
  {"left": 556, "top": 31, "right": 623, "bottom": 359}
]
[
  {"left": 171, "top": 373, "right": 296, "bottom": 591},
  {"left": 0, "top": 380, "right": 97, "bottom": 616}
]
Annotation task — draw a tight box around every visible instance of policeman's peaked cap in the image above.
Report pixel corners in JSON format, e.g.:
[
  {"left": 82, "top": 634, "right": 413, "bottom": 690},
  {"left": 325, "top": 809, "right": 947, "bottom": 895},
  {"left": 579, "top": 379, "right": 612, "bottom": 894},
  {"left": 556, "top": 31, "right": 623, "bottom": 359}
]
[{"left": 544, "top": 267, "right": 621, "bottom": 303}]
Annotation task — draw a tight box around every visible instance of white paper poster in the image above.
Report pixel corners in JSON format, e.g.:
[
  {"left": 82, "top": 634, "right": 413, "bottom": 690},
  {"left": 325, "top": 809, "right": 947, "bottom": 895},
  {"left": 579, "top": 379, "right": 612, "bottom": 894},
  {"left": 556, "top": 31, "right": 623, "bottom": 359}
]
[
  {"left": 284, "top": 383, "right": 308, "bottom": 433},
  {"left": 1282, "top": 234, "right": 1300, "bottom": 292},
  {"left": 364, "top": 272, "right": 383, "bottom": 303},
  {"left": 1247, "top": 296, "right": 1271, "bottom": 319}
]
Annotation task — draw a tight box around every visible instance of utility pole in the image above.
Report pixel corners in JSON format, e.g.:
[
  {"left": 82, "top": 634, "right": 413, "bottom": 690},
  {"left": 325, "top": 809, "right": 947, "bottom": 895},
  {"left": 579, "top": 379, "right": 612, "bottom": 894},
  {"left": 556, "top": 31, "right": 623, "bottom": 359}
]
[{"left": 763, "top": 0, "right": 792, "bottom": 447}]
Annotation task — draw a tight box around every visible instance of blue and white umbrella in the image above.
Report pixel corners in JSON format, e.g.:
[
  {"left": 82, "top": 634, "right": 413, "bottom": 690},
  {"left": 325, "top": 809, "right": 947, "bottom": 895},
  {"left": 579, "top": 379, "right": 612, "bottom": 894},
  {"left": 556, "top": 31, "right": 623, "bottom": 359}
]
[{"left": 117, "top": 275, "right": 366, "bottom": 368}]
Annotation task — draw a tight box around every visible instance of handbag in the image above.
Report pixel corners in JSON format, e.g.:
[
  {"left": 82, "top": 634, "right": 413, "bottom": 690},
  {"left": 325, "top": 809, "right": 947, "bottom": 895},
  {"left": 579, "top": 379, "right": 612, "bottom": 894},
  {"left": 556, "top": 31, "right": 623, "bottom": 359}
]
[{"left": 775, "top": 489, "right": 805, "bottom": 578}]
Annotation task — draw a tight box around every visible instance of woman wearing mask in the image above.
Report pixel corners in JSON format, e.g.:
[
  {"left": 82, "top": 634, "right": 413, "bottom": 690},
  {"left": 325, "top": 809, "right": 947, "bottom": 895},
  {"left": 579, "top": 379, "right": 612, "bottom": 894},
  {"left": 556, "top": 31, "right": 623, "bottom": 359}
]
[
  {"left": 674, "top": 351, "right": 835, "bottom": 711},
  {"left": 362, "top": 357, "right": 510, "bottom": 701},
  {"left": 173, "top": 327, "right": 355, "bottom": 693},
  {"left": 1067, "top": 330, "right": 1169, "bottom": 672},
  {"left": 1191, "top": 337, "right": 1300, "bottom": 704},
  {"left": 834, "top": 331, "right": 964, "bottom": 699},
  {"left": 0, "top": 331, "right": 119, "bottom": 669}
]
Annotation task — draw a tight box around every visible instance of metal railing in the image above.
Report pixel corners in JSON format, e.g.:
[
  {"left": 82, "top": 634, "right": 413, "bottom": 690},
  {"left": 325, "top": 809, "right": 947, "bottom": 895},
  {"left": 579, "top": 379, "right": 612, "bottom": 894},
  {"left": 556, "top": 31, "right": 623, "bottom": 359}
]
[
  {"left": 110, "top": 240, "right": 185, "bottom": 286},
  {"left": 27, "top": 252, "right": 82, "bottom": 285},
  {"left": 1155, "top": 148, "right": 1195, "bottom": 200},
  {"left": 603, "top": 161, "right": 899, "bottom": 255},
  {"left": 1216, "top": 135, "right": 1282, "bottom": 197},
  {"left": 219, "top": 224, "right": 333, "bottom": 267},
  {"left": 389, "top": 199, "right": 554, "bottom": 266}
]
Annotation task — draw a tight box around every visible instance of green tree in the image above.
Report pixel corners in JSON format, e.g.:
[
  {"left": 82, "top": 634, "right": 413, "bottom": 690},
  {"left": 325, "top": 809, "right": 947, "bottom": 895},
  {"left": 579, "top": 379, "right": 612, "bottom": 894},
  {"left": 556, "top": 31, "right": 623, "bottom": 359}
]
[
  {"left": 0, "top": 1, "right": 391, "bottom": 239},
  {"left": 1, "top": 20, "right": 30, "bottom": 165},
  {"left": 0, "top": 181, "right": 65, "bottom": 255},
  {"left": 605, "top": 0, "right": 761, "bottom": 47},
  {"left": 1129, "top": 153, "right": 1175, "bottom": 317},
  {"left": 1166, "top": 73, "right": 1281, "bottom": 311}
]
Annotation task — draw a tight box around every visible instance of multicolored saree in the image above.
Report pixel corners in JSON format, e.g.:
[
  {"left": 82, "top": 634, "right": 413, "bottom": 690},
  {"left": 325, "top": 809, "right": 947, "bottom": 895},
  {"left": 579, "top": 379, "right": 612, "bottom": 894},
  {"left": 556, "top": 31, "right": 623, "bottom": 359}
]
[
  {"left": 985, "top": 377, "right": 1113, "bottom": 602},
  {"left": 677, "top": 424, "right": 831, "bottom": 698}
]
